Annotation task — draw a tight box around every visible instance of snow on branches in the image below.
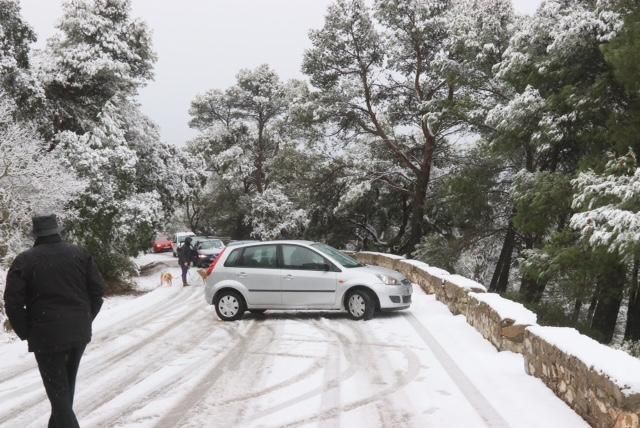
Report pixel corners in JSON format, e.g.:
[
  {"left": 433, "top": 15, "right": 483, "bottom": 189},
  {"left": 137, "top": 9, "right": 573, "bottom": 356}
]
[
  {"left": 246, "top": 187, "right": 309, "bottom": 240},
  {"left": 0, "top": 95, "right": 83, "bottom": 260},
  {"left": 571, "top": 150, "right": 640, "bottom": 260}
]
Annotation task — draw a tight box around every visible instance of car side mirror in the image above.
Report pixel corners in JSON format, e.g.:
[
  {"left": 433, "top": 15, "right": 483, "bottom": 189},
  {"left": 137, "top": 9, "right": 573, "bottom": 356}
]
[{"left": 323, "top": 263, "right": 332, "bottom": 272}]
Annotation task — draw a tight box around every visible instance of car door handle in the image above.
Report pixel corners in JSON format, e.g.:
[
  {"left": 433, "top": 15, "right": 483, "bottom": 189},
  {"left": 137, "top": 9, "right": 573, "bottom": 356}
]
[
  {"left": 284, "top": 274, "right": 294, "bottom": 281},
  {"left": 238, "top": 272, "right": 248, "bottom": 278}
]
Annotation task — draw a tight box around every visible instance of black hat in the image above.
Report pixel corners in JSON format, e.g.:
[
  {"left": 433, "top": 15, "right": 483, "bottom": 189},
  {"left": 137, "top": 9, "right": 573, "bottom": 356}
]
[
  {"left": 32, "top": 214, "right": 62, "bottom": 237},
  {"left": 185, "top": 236, "right": 192, "bottom": 243}
]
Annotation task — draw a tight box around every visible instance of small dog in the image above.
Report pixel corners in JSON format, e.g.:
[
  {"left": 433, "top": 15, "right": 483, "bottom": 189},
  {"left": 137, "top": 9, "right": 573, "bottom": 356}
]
[
  {"left": 159, "top": 272, "right": 174, "bottom": 287},
  {"left": 195, "top": 269, "right": 208, "bottom": 282}
]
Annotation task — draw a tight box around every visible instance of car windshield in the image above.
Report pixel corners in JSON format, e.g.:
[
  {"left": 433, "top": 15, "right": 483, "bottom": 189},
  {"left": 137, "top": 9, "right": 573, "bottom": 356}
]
[
  {"left": 197, "top": 240, "right": 224, "bottom": 250},
  {"left": 311, "top": 243, "right": 362, "bottom": 268}
]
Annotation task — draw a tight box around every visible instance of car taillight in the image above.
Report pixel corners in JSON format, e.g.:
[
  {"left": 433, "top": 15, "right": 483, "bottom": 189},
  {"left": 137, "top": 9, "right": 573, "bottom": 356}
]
[{"left": 206, "top": 249, "right": 225, "bottom": 277}]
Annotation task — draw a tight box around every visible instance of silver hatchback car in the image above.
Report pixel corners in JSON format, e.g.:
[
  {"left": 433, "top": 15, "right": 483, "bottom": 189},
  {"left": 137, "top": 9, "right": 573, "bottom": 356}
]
[{"left": 203, "top": 240, "right": 412, "bottom": 321}]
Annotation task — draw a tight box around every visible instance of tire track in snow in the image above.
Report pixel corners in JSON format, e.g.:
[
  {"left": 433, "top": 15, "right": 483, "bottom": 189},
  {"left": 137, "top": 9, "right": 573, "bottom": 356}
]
[
  {"left": 153, "top": 320, "right": 260, "bottom": 428},
  {"left": 0, "top": 286, "right": 201, "bottom": 404},
  {"left": 249, "top": 319, "right": 362, "bottom": 422},
  {"left": 278, "top": 328, "right": 421, "bottom": 428},
  {"left": 0, "top": 283, "right": 191, "bottom": 386},
  {"left": 81, "top": 323, "right": 244, "bottom": 428},
  {"left": 0, "top": 287, "right": 204, "bottom": 426},
  {"left": 73, "top": 308, "right": 229, "bottom": 419},
  {"left": 403, "top": 312, "right": 510, "bottom": 428},
  {"left": 356, "top": 320, "right": 406, "bottom": 426},
  {"left": 244, "top": 316, "right": 421, "bottom": 428},
  {"left": 178, "top": 318, "right": 330, "bottom": 426},
  {"left": 318, "top": 321, "right": 343, "bottom": 428},
  {"left": 217, "top": 322, "right": 280, "bottom": 428}
]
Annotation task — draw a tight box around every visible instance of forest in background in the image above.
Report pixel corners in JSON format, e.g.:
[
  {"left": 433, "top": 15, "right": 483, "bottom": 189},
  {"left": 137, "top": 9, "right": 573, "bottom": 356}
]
[{"left": 1, "top": 0, "right": 639, "bottom": 353}]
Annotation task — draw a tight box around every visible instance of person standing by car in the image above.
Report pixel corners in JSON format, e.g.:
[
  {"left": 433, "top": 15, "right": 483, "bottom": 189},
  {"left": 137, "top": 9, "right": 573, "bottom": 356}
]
[
  {"left": 3, "top": 214, "right": 104, "bottom": 428},
  {"left": 178, "top": 236, "right": 195, "bottom": 286}
]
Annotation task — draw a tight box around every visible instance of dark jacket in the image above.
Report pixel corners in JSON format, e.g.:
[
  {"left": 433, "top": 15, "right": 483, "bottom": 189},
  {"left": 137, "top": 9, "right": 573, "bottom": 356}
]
[
  {"left": 178, "top": 242, "right": 195, "bottom": 265},
  {"left": 3, "top": 235, "right": 104, "bottom": 353}
]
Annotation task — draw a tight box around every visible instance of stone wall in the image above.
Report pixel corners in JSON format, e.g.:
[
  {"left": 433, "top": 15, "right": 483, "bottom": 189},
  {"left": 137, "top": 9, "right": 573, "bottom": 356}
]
[
  {"left": 352, "top": 252, "right": 531, "bottom": 353},
  {"left": 525, "top": 328, "right": 640, "bottom": 428},
  {"left": 465, "top": 293, "right": 536, "bottom": 354},
  {"left": 352, "top": 251, "right": 640, "bottom": 428}
]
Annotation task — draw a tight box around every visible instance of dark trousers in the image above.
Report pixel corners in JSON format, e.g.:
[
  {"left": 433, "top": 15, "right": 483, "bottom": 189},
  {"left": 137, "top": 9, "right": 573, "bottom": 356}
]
[
  {"left": 181, "top": 262, "right": 189, "bottom": 285},
  {"left": 35, "top": 345, "right": 86, "bottom": 428}
]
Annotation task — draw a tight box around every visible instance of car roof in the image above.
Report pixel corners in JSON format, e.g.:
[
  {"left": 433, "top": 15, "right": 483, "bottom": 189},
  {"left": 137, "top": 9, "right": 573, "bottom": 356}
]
[{"left": 227, "top": 240, "right": 315, "bottom": 249}]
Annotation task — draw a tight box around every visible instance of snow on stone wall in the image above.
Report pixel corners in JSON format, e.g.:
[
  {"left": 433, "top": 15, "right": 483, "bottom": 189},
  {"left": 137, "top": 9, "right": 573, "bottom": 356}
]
[
  {"left": 352, "top": 251, "right": 640, "bottom": 428},
  {"left": 525, "top": 327, "right": 640, "bottom": 428}
]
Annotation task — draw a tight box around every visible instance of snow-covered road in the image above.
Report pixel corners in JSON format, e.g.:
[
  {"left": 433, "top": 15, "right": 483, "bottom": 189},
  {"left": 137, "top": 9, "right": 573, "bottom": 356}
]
[{"left": 0, "top": 257, "right": 588, "bottom": 428}]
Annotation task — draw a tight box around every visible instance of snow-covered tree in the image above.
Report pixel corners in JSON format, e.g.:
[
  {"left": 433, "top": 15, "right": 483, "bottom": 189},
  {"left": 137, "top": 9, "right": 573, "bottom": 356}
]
[
  {"left": 32, "top": 0, "right": 196, "bottom": 287},
  {"left": 40, "top": 0, "right": 155, "bottom": 135},
  {"left": 571, "top": 150, "right": 640, "bottom": 259},
  {"left": 0, "top": 94, "right": 83, "bottom": 261},
  {"left": 188, "top": 65, "right": 310, "bottom": 238},
  {"left": 58, "top": 98, "right": 201, "bottom": 284},
  {"left": 303, "top": 0, "right": 515, "bottom": 254},
  {"left": 0, "top": 0, "right": 43, "bottom": 118},
  {"left": 246, "top": 187, "right": 309, "bottom": 240}
]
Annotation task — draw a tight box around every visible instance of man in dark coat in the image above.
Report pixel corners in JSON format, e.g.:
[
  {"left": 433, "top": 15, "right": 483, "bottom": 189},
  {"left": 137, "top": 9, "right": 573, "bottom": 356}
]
[
  {"left": 178, "top": 236, "right": 194, "bottom": 286},
  {"left": 3, "top": 214, "right": 104, "bottom": 428}
]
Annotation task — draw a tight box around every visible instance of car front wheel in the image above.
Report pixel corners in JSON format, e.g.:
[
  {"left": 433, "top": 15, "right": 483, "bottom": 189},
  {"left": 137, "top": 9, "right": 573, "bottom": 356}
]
[
  {"left": 347, "top": 289, "right": 375, "bottom": 320},
  {"left": 214, "top": 290, "right": 246, "bottom": 321}
]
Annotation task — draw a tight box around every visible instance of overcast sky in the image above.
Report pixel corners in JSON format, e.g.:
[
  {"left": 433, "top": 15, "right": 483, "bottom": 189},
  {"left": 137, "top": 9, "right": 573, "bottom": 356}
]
[{"left": 19, "top": 0, "right": 542, "bottom": 146}]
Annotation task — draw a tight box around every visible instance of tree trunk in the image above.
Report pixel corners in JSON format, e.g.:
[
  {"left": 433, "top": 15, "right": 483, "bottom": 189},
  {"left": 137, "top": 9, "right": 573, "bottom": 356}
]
[
  {"left": 571, "top": 299, "right": 582, "bottom": 324},
  {"left": 587, "top": 292, "right": 598, "bottom": 324},
  {"left": 625, "top": 258, "right": 640, "bottom": 341},
  {"left": 400, "top": 172, "right": 427, "bottom": 255},
  {"left": 519, "top": 235, "right": 545, "bottom": 303},
  {"left": 591, "top": 260, "right": 626, "bottom": 343},
  {"left": 489, "top": 223, "right": 515, "bottom": 294}
]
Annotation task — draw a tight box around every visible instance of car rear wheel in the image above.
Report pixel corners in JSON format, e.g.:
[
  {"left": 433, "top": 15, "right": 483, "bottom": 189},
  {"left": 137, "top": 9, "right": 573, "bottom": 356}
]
[
  {"left": 214, "top": 290, "right": 246, "bottom": 321},
  {"left": 347, "top": 289, "right": 375, "bottom": 320}
]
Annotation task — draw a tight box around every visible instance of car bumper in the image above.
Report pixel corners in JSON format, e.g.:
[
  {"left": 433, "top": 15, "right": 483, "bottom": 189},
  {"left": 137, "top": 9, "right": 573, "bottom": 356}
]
[
  {"left": 375, "top": 283, "right": 413, "bottom": 309},
  {"left": 204, "top": 284, "right": 214, "bottom": 305}
]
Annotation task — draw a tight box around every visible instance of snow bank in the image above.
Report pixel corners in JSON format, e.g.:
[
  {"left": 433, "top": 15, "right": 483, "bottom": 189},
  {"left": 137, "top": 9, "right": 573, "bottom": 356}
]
[
  {"left": 133, "top": 251, "right": 174, "bottom": 269},
  {"left": 400, "top": 259, "right": 451, "bottom": 279},
  {"left": 424, "top": 266, "right": 451, "bottom": 279},
  {"left": 400, "top": 259, "right": 430, "bottom": 270},
  {"left": 471, "top": 292, "right": 537, "bottom": 326},
  {"left": 527, "top": 326, "right": 640, "bottom": 396},
  {"left": 358, "top": 251, "right": 405, "bottom": 260},
  {"left": 446, "top": 274, "right": 487, "bottom": 292}
]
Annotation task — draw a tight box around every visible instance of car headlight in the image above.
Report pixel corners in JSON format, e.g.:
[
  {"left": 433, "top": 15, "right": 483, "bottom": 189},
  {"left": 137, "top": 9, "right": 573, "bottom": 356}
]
[
  {"left": 375, "top": 273, "right": 401, "bottom": 285},
  {"left": 198, "top": 254, "right": 208, "bottom": 259}
]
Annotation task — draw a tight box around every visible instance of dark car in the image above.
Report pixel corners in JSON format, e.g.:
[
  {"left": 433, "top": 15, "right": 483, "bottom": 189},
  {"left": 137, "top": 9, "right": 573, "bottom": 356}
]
[{"left": 193, "top": 238, "right": 225, "bottom": 267}]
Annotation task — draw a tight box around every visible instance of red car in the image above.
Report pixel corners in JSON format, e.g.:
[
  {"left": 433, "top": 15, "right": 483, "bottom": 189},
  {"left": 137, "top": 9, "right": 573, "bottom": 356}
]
[{"left": 152, "top": 235, "right": 173, "bottom": 253}]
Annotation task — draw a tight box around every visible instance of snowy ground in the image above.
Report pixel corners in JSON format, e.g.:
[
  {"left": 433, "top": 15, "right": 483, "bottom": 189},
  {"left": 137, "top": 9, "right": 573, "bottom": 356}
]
[{"left": 0, "top": 263, "right": 588, "bottom": 427}]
